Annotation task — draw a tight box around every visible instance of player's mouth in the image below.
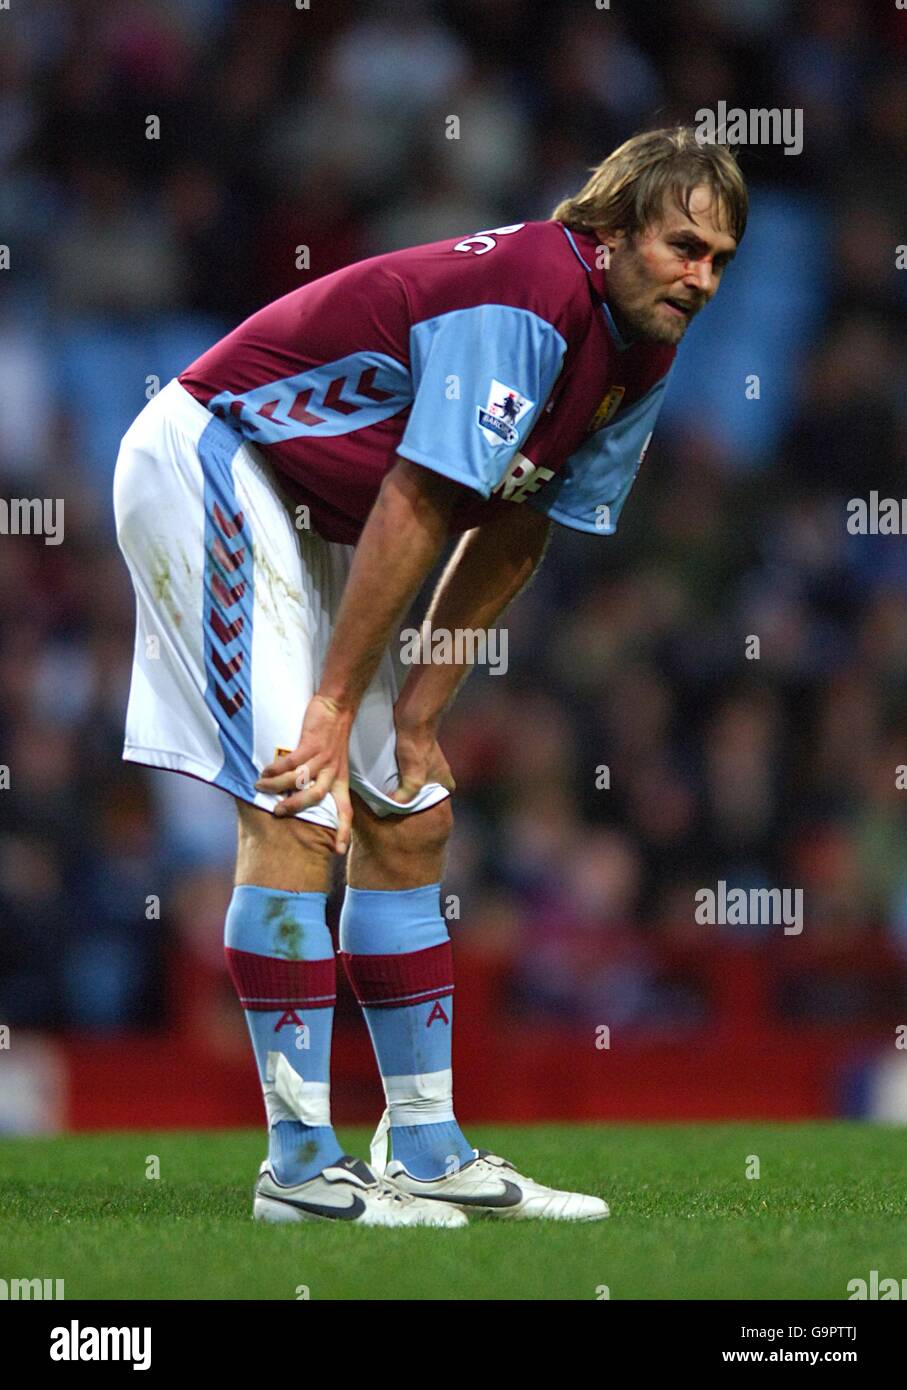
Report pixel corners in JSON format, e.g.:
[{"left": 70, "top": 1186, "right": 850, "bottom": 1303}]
[{"left": 661, "top": 297, "right": 697, "bottom": 320}]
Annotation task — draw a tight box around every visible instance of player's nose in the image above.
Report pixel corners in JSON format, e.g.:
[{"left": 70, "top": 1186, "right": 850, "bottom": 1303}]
[{"left": 684, "top": 260, "right": 715, "bottom": 298}]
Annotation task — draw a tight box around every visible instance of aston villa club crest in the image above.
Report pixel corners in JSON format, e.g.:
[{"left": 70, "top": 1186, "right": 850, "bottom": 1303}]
[
  {"left": 588, "top": 386, "right": 625, "bottom": 433},
  {"left": 477, "top": 380, "right": 534, "bottom": 445}
]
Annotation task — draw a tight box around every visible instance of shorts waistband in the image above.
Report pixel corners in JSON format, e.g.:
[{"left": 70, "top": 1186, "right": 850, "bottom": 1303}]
[{"left": 161, "top": 378, "right": 246, "bottom": 450}]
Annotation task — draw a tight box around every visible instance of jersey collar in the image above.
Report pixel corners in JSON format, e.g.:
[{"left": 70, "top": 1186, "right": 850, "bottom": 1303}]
[{"left": 558, "top": 222, "right": 632, "bottom": 352}]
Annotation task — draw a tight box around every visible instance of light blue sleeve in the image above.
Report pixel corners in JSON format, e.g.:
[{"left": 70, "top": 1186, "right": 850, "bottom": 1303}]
[
  {"left": 397, "top": 305, "right": 567, "bottom": 497},
  {"left": 527, "top": 370, "right": 673, "bottom": 534}
]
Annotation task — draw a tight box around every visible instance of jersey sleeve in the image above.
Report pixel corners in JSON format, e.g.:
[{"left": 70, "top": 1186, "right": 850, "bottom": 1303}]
[
  {"left": 397, "top": 305, "right": 567, "bottom": 497},
  {"left": 527, "top": 370, "right": 673, "bottom": 534}
]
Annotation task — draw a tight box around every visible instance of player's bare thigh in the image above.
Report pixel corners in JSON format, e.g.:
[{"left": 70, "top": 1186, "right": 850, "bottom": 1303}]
[
  {"left": 235, "top": 799, "right": 336, "bottom": 893},
  {"left": 347, "top": 791, "right": 453, "bottom": 890}
]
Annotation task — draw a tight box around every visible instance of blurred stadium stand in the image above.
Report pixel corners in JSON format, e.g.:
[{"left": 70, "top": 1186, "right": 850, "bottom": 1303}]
[{"left": 1, "top": 0, "right": 907, "bottom": 1129}]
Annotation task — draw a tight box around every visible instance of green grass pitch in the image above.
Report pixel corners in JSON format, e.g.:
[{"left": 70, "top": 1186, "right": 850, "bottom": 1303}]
[{"left": 2, "top": 1123, "right": 906, "bottom": 1300}]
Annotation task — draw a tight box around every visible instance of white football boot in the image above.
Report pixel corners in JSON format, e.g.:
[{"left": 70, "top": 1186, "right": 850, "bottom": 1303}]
[
  {"left": 253, "top": 1153, "right": 467, "bottom": 1228},
  {"left": 369, "top": 1112, "right": 609, "bottom": 1221}
]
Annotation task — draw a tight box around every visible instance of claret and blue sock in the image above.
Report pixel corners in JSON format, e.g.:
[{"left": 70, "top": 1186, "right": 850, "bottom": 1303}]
[
  {"left": 339, "top": 883, "right": 474, "bottom": 1180},
  {"left": 224, "top": 884, "right": 344, "bottom": 1185}
]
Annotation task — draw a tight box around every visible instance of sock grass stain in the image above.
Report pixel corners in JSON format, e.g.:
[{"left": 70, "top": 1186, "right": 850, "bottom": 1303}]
[
  {"left": 297, "top": 1139, "right": 318, "bottom": 1166},
  {"left": 265, "top": 898, "right": 304, "bottom": 958}
]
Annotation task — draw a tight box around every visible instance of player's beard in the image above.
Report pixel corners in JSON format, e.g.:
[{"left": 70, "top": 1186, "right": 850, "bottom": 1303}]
[{"left": 607, "top": 288, "right": 698, "bottom": 346}]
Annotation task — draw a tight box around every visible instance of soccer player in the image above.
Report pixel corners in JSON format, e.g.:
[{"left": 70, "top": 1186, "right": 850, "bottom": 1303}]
[{"left": 114, "top": 126, "right": 745, "bottom": 1226}]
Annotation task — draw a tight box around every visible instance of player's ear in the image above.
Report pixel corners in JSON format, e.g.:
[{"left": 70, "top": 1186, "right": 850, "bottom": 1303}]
[{"left": 592, "top": 225, "right": 623, "bottom": 256}]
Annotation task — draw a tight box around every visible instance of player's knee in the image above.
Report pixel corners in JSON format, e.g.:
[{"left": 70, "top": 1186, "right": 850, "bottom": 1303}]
[
  {"left": 353, "top": 796, "right": 453, "bottom": 860},
  {"left": 402, "top": 797, "right": 454, "bottom": 854}
]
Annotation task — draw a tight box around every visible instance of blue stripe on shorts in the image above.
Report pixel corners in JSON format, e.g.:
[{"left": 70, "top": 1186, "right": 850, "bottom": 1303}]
[{"left": 197, "top": 415, "right": 258, "bottom": 797}]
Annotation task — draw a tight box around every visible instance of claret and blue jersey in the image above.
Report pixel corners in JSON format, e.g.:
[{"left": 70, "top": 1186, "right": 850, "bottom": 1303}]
[{"left": 179, "top": 220, "right": 676, "bottom": 544}]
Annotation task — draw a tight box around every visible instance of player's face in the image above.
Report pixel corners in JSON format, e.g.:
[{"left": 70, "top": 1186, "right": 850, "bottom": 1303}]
[{"left": 596, "top": 185, "right": 737, "bottom": 346}]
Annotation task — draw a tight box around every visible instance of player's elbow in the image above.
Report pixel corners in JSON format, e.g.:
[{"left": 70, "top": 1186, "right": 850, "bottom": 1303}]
[
  {"left": 489, "top": 498, "right": 553, "bottom": 562},
  {"left": 381, "top": 456, "right": 469, "bottom": 523}
]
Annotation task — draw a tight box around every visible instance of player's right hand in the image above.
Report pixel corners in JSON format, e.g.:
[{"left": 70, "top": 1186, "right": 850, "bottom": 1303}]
[{"left": 255, "top": 694, "right": 354, "bottom": 854}]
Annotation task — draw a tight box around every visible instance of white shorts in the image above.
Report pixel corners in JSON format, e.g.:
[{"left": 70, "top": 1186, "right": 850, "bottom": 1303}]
[{"left": 113, "top": 379, "right": 450, "bottom": 829}]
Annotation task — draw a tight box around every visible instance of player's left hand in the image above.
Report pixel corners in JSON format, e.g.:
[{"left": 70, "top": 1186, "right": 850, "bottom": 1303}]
[{"left": 390, "top": 715, "right": 456, "bottom": 805}]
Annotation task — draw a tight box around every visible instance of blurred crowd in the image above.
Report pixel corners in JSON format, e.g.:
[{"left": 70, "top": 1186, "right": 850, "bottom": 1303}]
[{"left": 1, "top": 0, "right": 906, "bottom": 1034}]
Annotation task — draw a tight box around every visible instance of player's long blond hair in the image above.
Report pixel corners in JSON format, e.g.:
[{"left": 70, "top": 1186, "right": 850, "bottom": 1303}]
[{"left": 552, "top": 126, "right": 748, "bottom": 243}]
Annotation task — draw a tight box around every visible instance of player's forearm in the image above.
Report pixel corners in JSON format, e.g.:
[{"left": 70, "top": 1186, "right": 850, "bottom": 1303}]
[
  {"left": 394, "top": 504, "right": 552, "bottom": 728},
  {"left": 315, "top": 458, "right": 459, "bottom": 716}
]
